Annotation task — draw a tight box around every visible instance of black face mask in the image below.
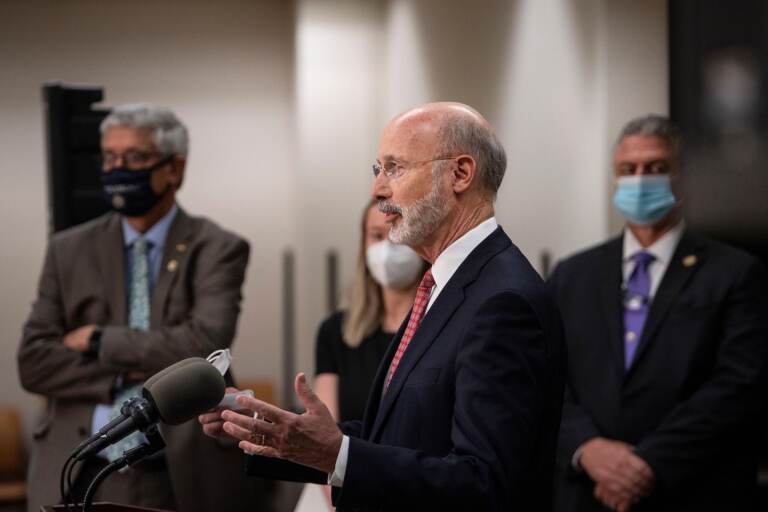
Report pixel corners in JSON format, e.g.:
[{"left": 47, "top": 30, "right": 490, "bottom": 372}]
[{"left": 101, "top": 156, "right": 174, "bottom": 217}]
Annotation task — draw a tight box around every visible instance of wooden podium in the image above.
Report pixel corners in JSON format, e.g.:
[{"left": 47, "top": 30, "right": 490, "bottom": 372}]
[{"left": 42, "top": 503, "right": 173, "bottom": 512}]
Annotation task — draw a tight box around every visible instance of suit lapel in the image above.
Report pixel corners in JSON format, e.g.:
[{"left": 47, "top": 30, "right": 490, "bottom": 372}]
[
  {"left": 599, "top": 236, "right": 626, "bottom": 375},
  {"left": 626, "top": 232, "right": 703, "bottom": 376},
  {"left": 361, "top": 315, "right": 409, "bottom": 438},
  {"left": 368, "top": 227, "right": 511, "bottom": 442},
  {"left": 98, "top": 213, "right": 127, "bottom": 325},
  {"left": 370, "top": 285, "right": 464, "bottom": 441},
  {"left": 150, "top": 208, "right": 194, "bottom": 328}
]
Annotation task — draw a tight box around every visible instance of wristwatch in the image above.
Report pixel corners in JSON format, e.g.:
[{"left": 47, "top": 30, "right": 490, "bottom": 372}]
[{"left": 85, "top": 327, "right": 103, "bottom": 359}]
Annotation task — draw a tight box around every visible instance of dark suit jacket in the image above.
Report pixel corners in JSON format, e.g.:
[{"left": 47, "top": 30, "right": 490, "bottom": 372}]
[
  {"left": 18, "top": 208, "right": 266, "bottom": 512},
  {"left": 248, "top": 227, "right": 567, "bottom": 511},
  {"left": 549, "top": 231, "right": 768, "bottom": 512}
]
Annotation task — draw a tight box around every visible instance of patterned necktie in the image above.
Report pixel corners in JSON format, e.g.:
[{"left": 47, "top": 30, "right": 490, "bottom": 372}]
[
  {"left": 623, "top": 251, "right": 655, "bottom": 369},
  {"left": 105, "top": 239, "right": 152, "bottom": 462},
  {"left": 384, "top": 270, "right": 435, "bottom": 391}
]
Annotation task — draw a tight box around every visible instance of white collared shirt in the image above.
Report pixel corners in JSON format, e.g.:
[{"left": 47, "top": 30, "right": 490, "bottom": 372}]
[
  {"left": 622, "top": 221, "right": 684, "bottom": 298},
  {"left": 427, "top": 216, "right": 499, "bottom": 311},
  {"left": 328, "top": 216, "right": 499, "bottom": 487}
]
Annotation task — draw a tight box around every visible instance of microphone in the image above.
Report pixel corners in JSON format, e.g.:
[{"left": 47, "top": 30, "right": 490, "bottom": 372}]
[
  {"left": 74, "top": 397, "right": 143, "bottom": 453},
  {"left": 76, "top": 357, "right": 225, "bottom": 460}
]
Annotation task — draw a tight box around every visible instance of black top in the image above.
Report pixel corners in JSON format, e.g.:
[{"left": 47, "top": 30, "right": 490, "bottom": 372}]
[{"left": 315, "top": 311, "right": 394, "bottom": 422}]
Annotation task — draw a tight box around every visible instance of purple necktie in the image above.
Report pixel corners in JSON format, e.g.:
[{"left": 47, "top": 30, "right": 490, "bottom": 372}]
[{"left": 623, "top": 251, "right": 655, "bottom": 369}]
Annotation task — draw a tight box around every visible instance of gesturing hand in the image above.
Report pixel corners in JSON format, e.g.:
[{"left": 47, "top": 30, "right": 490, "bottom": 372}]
[
  {"left": 199, "top": 387, "right": 245, "bottom": 439},
  {"left": 221, "top": 373, "right": 343, "bottom": 474},
  {"left": 578, "top": 437, "right": 655, "bottom": 511}
]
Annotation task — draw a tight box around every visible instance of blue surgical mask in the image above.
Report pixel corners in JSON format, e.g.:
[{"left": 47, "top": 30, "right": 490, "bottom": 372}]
[{"left": 613, "top": 175, "right": 676, "bottom": 226}]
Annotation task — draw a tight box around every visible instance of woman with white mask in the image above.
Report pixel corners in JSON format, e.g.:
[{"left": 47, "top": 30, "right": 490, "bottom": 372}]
[
  {"left": 300, "top": 200, "right": 425, "bottom": 511},
  {"left": 315, "top": 199, "right": 425, "bottom": 424}
]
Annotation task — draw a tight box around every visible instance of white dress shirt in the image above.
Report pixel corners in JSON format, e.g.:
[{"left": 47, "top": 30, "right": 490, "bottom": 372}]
[{"left": 328, "top": 216, "right": 499, "bottom": 487}]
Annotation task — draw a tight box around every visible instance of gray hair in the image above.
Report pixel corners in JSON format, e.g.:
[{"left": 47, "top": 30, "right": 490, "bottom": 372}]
[
  {"left": 100, "top": 104, "right": 189, "bottom": 157},
  {"left": 438, "top": 117, "right": 507, "bottom": 200},
  {"left": 617, "top": 114, "right": 681, "bottom": 155}
]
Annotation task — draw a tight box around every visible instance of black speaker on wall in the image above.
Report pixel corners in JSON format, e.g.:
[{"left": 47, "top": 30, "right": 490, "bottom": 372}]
[
  {"left": 670, "top": 0, "right": 768, "bottom": 502},
  {"left": 43, "top": 82, "right": 110, "bottom": 234},
  {"left": 669, "top": 1, "right": 768, "bottom": 261}
]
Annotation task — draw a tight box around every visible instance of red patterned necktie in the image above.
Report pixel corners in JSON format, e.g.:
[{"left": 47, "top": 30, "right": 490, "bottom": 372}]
[{"left": 384, "top": 269, "right": 435, "bottom": 391}]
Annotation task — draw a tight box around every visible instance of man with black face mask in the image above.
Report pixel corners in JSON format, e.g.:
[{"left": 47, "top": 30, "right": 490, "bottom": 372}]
[
  {"left": 18, "top": 104, "right": 269, "bottom": 512},
  {"left": 550, "top": 115, "right": 768, "bottom": 512}
]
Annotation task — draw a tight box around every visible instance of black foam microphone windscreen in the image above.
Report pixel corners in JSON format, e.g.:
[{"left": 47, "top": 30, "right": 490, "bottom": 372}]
[
  {"left": 143, "top": 356, "right": 198, "bottom": 390},
  {"left": 143, "top": 357, "right": 225, "bottom": 425}
]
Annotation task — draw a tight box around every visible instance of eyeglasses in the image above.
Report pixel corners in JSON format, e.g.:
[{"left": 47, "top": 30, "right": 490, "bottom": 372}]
[
  {"left": 100, "top": 150, "right": 166, "bottom": 170},
  {"left": 372, "top": 156, "right": 455, "bottom": 180}
]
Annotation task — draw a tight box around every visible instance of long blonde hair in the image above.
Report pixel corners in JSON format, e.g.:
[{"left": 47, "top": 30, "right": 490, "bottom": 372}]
[{"left": 342, "top": 201, "right": 384, "bottom": 348}]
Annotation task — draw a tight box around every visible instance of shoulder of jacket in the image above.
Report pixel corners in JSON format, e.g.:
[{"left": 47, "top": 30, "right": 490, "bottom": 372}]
[
  {"left": 49, "top": 212, "right": 117, "bottom": 247},
  {"left": 182, "top": 212, "right": 248, "bottom": 247}
]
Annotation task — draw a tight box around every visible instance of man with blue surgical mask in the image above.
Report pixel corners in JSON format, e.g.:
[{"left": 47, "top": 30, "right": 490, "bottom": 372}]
[{"left": 550, "top": 115, "right": 768, "bottom": 512}]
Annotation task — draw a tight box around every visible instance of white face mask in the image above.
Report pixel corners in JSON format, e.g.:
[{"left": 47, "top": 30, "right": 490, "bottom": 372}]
[
  {"left": 206, "top": 348, "right": 232, "bottom": 376},
  {"left": 365, "top": 240, "right": 423, "bottom": 290}
]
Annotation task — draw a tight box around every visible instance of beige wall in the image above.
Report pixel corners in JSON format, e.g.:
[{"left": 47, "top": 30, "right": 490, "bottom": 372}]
[
  {"left": 0, "top": 0, "right": 667, "bottom": 451},
  {"left": 605, "top": 0, "right": 671, "bottom": 232},
  {"left": 292, "top": 0, "right": 385, "bottom": 393},
  {"left": 290, "top": 0, "right": 669, "bottom": 382}
]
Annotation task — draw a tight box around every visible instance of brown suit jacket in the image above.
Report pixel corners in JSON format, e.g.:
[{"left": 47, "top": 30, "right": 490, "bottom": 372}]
[{"left": 18, "top": 207, "right": 266, "bottom": 512}]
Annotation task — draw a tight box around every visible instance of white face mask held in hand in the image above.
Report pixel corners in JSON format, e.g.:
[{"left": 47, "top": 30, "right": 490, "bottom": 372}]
[
  {"left": 206, "top": 348, "right": 233, "bottom": 376},
  {"left": 365, "top": 240, "right": 424, "bottom": 290},
  {"left": 207, "top": 348, "right": 255, "bottom": 409}
]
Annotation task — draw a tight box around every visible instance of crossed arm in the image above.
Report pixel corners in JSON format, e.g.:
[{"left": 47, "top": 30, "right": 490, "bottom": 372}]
[{"left": 17, "top": 236, "right": 250, "bottom": 401}]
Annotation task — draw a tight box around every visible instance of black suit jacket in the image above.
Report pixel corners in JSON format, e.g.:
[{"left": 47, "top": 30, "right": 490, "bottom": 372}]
[
  {"left": 549, "top": 231, "right": 768, "bottom": 512},
  {"left": 248, "top": 227, "right": 566, "bottom": 511}
]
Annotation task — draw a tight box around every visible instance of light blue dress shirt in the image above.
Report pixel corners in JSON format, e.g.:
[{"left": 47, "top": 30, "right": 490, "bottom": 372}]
[
  {"left": 91, "top": 205, "right": 179, "bottom": 446},
  {"left": 122, "top": 204, "right": 179, "bottom": 294}
]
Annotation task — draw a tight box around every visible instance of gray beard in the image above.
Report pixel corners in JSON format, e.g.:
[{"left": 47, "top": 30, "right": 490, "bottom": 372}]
[{"left": 389, "top": 176, "right": 451, "bottom": 246}]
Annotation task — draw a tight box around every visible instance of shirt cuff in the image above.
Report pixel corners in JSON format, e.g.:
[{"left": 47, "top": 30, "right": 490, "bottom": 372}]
[
  {"left": 327, "top": 435, "right": 349, "bottom": 487},
  {"left": 571, "top": 444, "right": 585, "bottom": 472}
]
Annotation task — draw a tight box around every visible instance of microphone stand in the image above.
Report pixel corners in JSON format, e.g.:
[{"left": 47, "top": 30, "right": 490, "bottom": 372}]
[
  {"left": 81, "top": 425, "right": 166, "bottom": 512},
  {"left": 60, "top": 397, "right": 145, "bottom": 508}
]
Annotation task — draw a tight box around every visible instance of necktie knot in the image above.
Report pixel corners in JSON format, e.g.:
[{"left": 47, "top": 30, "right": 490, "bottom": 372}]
[
  {"left": 419, "top": 269, "right": 435, "bottom": 291},
  {"left": 631, "top": 250, "right": 655, "bottom": 270},
  {"left": 132, "top": 238, "right": 152, "bottom": 255}
]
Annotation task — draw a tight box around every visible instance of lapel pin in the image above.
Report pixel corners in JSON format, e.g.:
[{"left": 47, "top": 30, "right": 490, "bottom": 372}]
[
  {"left": 176, "top": 243, "right": 187, "bottom": 253},
  {"left": 682, "top": 255, "right": 697, "bottom": 267},
  {"left": 167, "top": 259, "right": 178, "bottom": 272}
]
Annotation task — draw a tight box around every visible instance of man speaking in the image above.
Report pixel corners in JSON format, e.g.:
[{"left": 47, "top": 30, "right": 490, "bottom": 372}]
[{"left": 201, "top": 102, "right": 567, "bottom": 511}]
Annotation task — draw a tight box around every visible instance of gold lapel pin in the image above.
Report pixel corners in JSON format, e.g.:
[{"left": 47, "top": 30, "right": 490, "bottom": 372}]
[
  {"left": 682, "top": 255, "right": 697, "bottom": 267},
  {"left": 176, "top": 243, "right": 187, "bottom": 253},
  {"left": 167, "top": 259, "right": 178, "bottom": 272}
]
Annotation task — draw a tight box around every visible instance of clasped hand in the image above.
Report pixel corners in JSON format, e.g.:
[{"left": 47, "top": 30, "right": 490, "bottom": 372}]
[
  {"left": 579, "top": 437, "right": 655, "bottom": 512},
  {"left": 199, "top": 373, "right": 343, "bottom": 474}
]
